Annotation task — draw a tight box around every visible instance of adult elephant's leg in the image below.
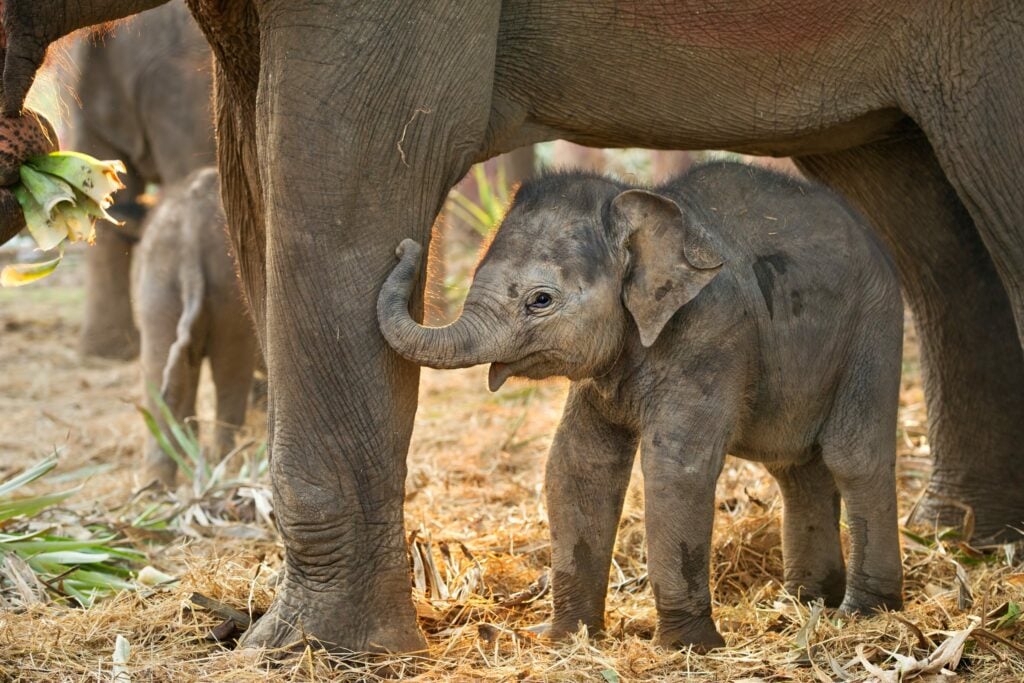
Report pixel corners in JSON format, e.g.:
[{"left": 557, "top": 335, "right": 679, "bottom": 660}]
[
  {"left": 80, "top": 154, "right": 146, "bottom": 359},
  {"left": 795, "top": 135, "right": 1024, "bottom": 543},
  {"left": 900, "top": 11, "right": 1024, "bottom": 347},
  {"left": 239, "top": 1, "right": 500, "bottom": 652}
]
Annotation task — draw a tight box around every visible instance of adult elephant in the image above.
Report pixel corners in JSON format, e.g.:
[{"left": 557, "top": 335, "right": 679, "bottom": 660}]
[
  {"left": 0, "top": 0, "right": 1020, "bottom": 654},
  {"left": 70, "top": 0, "right": 214, "bottom": 358}
]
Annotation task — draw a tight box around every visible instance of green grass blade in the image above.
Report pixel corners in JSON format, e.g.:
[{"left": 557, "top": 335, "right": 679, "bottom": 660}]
[
  {"left": 0, "top": 488, "right": 79, "bottom": 523},
  {"left": 137, "top": 404, "right": 194, "bottom": 480},
  {"left": 0, "top": 454, "right": 58, "bottom": 497},
  {"left": 146, "top": 384, "right": 205, "bottom": 479},
  {"left": 1, "top": 537, "right": 119, "bottom": 553},
  {"left": 474, "top": 165, "right": 493, "bottom": 214},
  {"left": 448, "top": 192, "right": 494, "bottom": 230},
  {"left": 29, "top": 550, "right": 112, "bottom": 565}
]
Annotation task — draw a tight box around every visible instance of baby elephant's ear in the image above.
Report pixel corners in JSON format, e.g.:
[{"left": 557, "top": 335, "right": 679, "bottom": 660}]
[{"left": 611, "top": 189, "right": 724, "bottom": 347}]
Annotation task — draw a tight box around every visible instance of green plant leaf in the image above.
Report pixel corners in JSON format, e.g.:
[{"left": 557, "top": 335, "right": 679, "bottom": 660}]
[
  {"left": 25, "top": 151, "right": 126, "bottom": 209},
  {"left": 12, "top": 184, "right": 66, "bottom": 251},
  {"left": 29, "top": 550, "right": 113, "bottom": 565},
  {"left": 148, "top": 384, "right": 204, "bottom": 476},
  {"left": 19, "top": 164, "right": 75, "bottom": 216},
  {"left": 0, "top": 456, "right": 143, "bottom": 607},
  {"left": 0, "top": 454, "right": 58, "bottom": 497},
  {"left": 448, "top": 192, "right": 495, "bottom": 233},
  {"left": 0, "top": 252, "right": 63, "bottom": 287},
  {"left": 136, "top": 404, "right": 194, "bottom": 480},
  {"left": 900, "top": 528, "right": 935, "bottom": 549},
  {"left": 0, "top": 489, "right": 78, "bottom": 522},
  {"left": 995, "top": 602, "right": 1020, "bottom": 630}
]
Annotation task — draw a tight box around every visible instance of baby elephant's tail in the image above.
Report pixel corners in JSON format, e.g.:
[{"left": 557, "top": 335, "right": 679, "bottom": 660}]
[{"left": 159, "top": 235, "right": 206, "bottom": 402}]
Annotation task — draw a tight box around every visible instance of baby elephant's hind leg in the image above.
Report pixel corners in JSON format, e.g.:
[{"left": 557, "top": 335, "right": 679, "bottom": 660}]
[
  {"left": 821, "top": 339, "right": 904, "bottom": 613},
  {"left": 767, "top": 458, "right": 846, "bottom": 606},
  {"left": 208, "top": 310, "right": 258, "bottom": 459}
]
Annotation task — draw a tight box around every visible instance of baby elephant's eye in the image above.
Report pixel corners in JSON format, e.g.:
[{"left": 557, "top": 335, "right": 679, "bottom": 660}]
[{"left": 526, "top": 292, "right": 553, "bottom": 312}]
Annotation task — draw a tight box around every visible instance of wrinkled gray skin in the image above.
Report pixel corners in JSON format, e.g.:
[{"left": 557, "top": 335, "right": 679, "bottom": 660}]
[
  {"left": 133, "top": 167, "right": 257, "bottom": 487},
  {"left": 380, "top": 164, "right": 905, "bottom": 650},
  {"left": 70, "top": 0, "right": 215, "bottom": 359},
  {"left": 0, "top": 0, "right": 1021, "bottom": 654}
]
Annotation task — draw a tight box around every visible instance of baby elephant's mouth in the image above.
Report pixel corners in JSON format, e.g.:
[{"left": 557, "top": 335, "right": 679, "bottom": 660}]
[
  {"left": 487, "top": 352, "right": 564, "bottom": 392},
  {"left": 488, "top": 362, "right": 513, "bottom": 393}
]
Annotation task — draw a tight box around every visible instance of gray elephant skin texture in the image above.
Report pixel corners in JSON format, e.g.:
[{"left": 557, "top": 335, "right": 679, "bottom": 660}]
[{"left": 379, "top": 162, "right": 905, "bottom": 650}]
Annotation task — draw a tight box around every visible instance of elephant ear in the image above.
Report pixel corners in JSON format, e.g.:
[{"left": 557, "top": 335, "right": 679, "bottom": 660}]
[{"left": 611, "top": 189, "right": 724, "bottom": 347}]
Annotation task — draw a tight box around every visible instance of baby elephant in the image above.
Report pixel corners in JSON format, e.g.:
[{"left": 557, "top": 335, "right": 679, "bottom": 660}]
[
  {"left": 379, "top": 162, "right": 905, "bottom": 650},
  {"left": 133, "top": 167, "right": 258, "bottom": 487}
]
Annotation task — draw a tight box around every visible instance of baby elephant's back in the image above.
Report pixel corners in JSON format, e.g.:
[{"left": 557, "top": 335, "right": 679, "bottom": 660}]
[
  {"left": 676, "top": 161, "right": 899, "bottom": 323},
  {"left": 670, "top": 162, "right": 901, "bottom": 437},
  {"left": 132, "top": 167, "right": 245, "bottom": 345},
  {"left": 179, "top": 168, "right": 237, "bottom": 298}
]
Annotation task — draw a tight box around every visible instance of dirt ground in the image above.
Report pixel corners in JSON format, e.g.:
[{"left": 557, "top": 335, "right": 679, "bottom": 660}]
[{"left": 0, "top": 239, "right": 1022, "bottom": 682}]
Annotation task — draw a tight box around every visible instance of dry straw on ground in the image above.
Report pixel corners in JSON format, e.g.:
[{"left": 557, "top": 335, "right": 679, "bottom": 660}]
[{"left": 1, "top": 246, "right": 1022, "bottom": 681}]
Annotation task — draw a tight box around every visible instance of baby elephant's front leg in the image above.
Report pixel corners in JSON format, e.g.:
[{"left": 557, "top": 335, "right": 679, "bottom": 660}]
[
  {"left": 642, "top": 429, "right": 727, "bottom": 652},
  {"left": 546, "top": 388, "right": 639, "bottom": 640}
]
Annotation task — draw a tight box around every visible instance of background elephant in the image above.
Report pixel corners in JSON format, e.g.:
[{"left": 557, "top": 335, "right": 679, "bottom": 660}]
[
  {"left": 0, "top": 0, "right": 1021, "bottom": 655},
  {"left": 69, "top": 0, "right": 215, "bottom": 359}
]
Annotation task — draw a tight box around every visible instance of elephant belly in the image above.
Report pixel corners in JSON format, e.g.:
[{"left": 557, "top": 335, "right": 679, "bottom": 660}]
[{"left": 492, "top": 0, "right": 911, "bottom": 157}]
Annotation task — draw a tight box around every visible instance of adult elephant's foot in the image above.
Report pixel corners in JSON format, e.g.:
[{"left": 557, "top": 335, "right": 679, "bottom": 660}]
[
  {"left": 79, "top": 326, "right": 140, "bottom": 360},
  {"left": 838, "top": 585, "right": 903, "bottom": 615},
  {"left": 785, "top": 572, "right": 846, "bottom": 609},
  {"left": 239, "top": 572, "right": 426, "bottom": 654},
  {"left": 655, "top": 614, "right": 725, "bottom": 653},
  {"left": 547, "top": 617, "right": 602, "bottom": 642},
  {"left": 909, "top": 475, "right": 1024, "bottom": 544}
]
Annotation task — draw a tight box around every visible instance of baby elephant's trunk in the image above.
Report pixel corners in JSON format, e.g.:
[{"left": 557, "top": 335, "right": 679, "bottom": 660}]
[{"left": 377, "top": 239, "right": 498, "bottom": 369}]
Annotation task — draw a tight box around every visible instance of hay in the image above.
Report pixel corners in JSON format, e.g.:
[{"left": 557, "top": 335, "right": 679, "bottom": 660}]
[{"left": 1, "top": 247, "right": 1022, "bottom": 681}]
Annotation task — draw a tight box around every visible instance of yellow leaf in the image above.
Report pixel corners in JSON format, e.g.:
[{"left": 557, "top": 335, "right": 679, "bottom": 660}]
[{"left": 0, "top": 253, "right": 63, "bottom": 287}]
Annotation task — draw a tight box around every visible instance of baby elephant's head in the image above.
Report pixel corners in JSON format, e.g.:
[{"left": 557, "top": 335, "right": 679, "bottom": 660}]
[{"left": 378, "top": 172, "right": 723, "bottom": 390}]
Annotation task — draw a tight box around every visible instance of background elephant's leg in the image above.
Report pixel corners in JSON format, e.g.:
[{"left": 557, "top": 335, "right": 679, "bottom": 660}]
[
  {"left": 80, "top": 155, "right": 147, "bottom": 359},
  {"left": 766, "top": 459, "right": 845, "bottom": 606},
  {"left": 207, "top": 305, "right": 257, "bottom": 459},
  {"left": 136, "top": 284, "right": 201, "bottom": 487},
  {"left": 795, "top": 135, "right": 1024, "bottom": 543},
  {"left": 546, "top": 387, "right": 638, "bottom": 640},
  {"left": 236, "top": 0, "right": 501, "bottom": 653}
]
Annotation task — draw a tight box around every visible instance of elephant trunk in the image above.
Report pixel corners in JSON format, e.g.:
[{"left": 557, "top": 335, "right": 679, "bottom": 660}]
[
  {"left": 378, "top": 239, "right": 503, "bottom": 370},
  {"left": 1, "top": 0, "right": 169, "bottom": 113}
]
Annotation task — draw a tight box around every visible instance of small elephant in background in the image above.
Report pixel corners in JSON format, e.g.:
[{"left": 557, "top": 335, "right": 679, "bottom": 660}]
[
  {"left": 133, "top": 167, "right": 258, "bottom": 487},
  {"left": 379, "top": 162, "right": 904, "bottom": 650}
]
